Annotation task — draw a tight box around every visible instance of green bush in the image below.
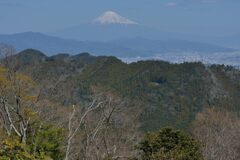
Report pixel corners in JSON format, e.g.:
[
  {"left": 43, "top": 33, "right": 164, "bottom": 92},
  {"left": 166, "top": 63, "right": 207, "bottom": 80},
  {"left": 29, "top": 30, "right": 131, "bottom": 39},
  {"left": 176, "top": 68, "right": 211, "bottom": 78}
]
[
  {"left": 138, "top": 128, "right": 203, "bottom": 160},
  {"left": 0, "top": 123, "right": 64, "bottom": 160},
  {"left": 27, "top": 123, "right": 65, "bottom": 160},
  {"left": 0, "top": 138, "right": 37, "bottom": 160}
]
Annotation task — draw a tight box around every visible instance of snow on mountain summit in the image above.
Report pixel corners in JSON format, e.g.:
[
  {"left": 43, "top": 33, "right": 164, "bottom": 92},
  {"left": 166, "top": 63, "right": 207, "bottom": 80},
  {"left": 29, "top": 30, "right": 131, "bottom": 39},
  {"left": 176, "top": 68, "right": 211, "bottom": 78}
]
[{"left": 93, "top": 11, "right": 138, "bottom": 25}]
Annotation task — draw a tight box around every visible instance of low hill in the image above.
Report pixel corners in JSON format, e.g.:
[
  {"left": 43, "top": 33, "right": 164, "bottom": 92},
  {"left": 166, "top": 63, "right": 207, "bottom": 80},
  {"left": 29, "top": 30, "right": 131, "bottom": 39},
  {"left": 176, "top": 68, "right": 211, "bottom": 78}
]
[{"left": 3, "top": 49, "right": 240, "bottom": 131}]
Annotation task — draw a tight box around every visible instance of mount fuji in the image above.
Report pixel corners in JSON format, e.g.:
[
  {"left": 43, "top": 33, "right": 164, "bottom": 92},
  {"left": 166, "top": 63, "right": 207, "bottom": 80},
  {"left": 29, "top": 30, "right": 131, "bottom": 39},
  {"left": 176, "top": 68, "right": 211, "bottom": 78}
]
[
  {"left": 52, "top": 11, "right": 178, "bottom": 41},
  {"left": 0, "top": 11, "right": 239, "bottom": 64},
  {"left": 93, "top": 11, "right": 138, "bottom": 25}
]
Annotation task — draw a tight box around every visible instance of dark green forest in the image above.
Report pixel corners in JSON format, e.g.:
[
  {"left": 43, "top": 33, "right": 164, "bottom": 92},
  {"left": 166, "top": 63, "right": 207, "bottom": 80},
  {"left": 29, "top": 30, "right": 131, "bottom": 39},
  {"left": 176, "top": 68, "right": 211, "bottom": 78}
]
[{"left": 0, "top": 49, "right": 240, "bottom": 159}]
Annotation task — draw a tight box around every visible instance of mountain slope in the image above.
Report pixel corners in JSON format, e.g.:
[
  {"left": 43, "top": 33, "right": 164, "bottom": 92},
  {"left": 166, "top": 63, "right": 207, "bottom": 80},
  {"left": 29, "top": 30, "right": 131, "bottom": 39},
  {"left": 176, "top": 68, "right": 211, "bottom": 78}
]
[
  {"left": 0, "top": 32, "right": 236, "bottom": 58},
  {"left": 93, "top": 11, "right": 138, "bottom": 25},
  {"left": 110, "top": 38, "right": 236, "bottom": 54},
  {"left": 0, "top": 32, "right": 141, "bottom": 57},
  {"left": 5, "top": 50, "right": 240, "bottom": 131},
  {"left": 212, "top": 34, "right": 240, "bottom": 49}
]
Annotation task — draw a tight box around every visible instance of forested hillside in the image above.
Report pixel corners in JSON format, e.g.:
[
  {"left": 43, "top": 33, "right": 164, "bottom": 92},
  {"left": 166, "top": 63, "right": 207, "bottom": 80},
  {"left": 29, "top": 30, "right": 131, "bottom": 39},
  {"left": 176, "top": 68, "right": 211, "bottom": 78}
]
[
  {"left": 6, "top": 49, "right": 240, "bottom": 131},
  {"left": 1, "top": 49, "right": 240, "bottom": 159}
]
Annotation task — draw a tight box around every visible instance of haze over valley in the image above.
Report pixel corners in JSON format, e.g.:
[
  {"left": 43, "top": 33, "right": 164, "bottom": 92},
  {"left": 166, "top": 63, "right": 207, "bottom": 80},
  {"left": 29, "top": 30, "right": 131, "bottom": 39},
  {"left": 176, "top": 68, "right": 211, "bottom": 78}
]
[
  {"left": 0, "top": 1, "right": 240, "bottom": 159},
  {"left": 1, "top": 10, "right": 240, "bottom": 66}
]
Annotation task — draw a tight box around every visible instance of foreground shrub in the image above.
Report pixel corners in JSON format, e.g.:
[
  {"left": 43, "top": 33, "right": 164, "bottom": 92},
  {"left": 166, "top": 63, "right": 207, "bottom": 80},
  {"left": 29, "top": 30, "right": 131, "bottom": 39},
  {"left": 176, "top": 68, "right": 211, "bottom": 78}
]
[{"left": 138, "top": 127, "right": 203, "bottom": 160}]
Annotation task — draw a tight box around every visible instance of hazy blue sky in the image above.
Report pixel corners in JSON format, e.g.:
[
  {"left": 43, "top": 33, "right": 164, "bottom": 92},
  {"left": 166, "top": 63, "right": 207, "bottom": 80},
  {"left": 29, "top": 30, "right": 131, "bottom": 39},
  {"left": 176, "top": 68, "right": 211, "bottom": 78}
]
[{"left": 0, "top": 0, "right": 239, "bottom": 36}]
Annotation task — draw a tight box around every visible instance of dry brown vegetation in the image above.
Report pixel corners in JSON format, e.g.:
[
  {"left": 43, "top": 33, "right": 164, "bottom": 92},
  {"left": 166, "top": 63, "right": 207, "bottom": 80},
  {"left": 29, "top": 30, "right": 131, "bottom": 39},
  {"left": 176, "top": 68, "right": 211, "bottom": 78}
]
[
  {"left": 192, "top": 107, "right": 240, "bottom": 160},
  {"left": 64, "top": 93, "right": 141, "bottom": 160}
]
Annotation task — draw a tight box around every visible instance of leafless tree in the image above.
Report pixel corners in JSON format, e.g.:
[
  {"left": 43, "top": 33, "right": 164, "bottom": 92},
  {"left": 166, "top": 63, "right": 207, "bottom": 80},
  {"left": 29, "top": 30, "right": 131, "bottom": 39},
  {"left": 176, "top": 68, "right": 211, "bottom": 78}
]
[
  {"left": 65, "top": 94, "right": 141, "bottom": 160},
  {"left": 65, "top": 97, "right": 105, "bottom": 160},
  {"left": 192, "top": 107, "right": 240, "bottom": 160},
  {"left": 0, "top": 43, "right": 15, "bottom": 58},
  {"left": 0, "top": 48, "right": 39, "bottom": 143}
]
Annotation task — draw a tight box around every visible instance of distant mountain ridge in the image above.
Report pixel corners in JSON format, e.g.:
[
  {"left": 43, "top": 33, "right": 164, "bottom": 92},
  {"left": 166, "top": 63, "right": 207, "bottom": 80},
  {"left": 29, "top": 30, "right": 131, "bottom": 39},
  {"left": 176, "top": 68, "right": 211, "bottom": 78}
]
[
  {"left": 0, "top": 32, "right": 236, "bottom": 58},
  {"left": 0, "top": 32, "right": 139, "bottom": 57},
  {"left": 110, "top": 37, "right": 236, "bottom": 54}
]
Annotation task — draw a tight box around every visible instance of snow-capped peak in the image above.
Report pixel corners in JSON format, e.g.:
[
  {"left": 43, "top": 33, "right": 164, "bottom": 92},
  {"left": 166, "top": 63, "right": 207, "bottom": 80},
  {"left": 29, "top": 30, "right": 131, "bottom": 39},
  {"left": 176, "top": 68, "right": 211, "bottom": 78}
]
[{"left": 93, "top": 11, "right": 138, "bottom": 25}]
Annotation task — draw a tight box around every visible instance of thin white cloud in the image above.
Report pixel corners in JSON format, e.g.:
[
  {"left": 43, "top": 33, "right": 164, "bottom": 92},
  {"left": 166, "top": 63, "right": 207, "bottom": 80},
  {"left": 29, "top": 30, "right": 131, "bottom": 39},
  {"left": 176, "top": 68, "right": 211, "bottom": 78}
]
[
  {"left": 164, "top": 2, "right": 178, "bottom": 7},
  {"left": 0, "top": 1, "right": 21, "bottom": 7},
  {"left": 193, "top": 0, "right": 223, "bottom": 4}
]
